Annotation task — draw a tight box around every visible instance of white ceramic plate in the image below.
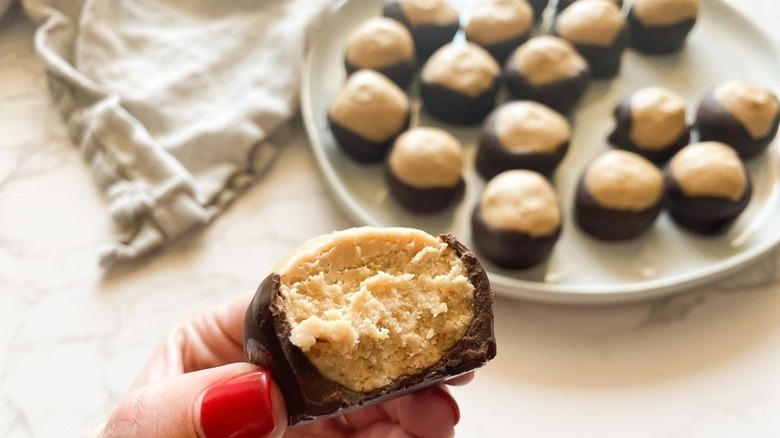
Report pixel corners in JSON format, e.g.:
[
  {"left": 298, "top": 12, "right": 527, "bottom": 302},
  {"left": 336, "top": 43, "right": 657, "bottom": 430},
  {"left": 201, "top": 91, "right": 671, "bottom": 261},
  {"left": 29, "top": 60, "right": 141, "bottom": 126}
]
[{"left": 301, "top": 0, "right": 780, "bottom": 304}]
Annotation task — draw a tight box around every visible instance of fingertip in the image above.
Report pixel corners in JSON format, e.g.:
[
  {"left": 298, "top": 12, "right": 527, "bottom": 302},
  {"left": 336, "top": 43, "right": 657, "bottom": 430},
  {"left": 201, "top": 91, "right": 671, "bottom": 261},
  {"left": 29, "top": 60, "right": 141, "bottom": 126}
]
[
  {"left": 195, "top": 365, "right": 287, "bottom": 438},
  {"left": 429, "top": 386, "right": 459, "bottom": 425},
  {"left": 396, "top": 386, "right": 458, "bottom": 438},
  {"left": 445, "top": 371, "right": 475, "bottom": 386}
]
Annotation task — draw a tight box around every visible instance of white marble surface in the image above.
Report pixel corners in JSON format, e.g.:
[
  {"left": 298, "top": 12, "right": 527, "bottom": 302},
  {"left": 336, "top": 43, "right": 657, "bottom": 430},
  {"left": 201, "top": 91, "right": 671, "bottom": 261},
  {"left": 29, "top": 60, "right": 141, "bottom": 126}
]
[{"left": 1, "top": 1, "right": 779, "bottom": 437}]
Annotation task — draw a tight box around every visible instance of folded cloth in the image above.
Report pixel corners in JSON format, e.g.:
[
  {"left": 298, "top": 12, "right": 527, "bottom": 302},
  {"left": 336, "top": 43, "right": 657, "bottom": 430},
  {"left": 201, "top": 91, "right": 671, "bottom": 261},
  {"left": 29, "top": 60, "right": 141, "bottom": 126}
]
[{"left": 22, "top": 0, "right": 333, "bottom": 267}]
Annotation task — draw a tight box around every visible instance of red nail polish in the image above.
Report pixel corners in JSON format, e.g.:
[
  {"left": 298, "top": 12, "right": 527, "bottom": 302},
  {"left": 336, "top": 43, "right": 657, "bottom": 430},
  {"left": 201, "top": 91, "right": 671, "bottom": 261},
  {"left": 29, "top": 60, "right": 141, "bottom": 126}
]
[
  {"left": 431, "top": 386, "right": 460, "bottom": 425},
  {"left": 200, "top": 370, "right": 275, "bottom": 438}
]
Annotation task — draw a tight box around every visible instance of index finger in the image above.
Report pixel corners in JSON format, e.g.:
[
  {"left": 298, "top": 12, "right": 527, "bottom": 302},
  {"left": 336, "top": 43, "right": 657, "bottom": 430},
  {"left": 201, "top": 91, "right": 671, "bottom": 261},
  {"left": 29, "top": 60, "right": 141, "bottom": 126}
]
[{"left": 132, "top": 292, "right": 254, "bottom": 388}]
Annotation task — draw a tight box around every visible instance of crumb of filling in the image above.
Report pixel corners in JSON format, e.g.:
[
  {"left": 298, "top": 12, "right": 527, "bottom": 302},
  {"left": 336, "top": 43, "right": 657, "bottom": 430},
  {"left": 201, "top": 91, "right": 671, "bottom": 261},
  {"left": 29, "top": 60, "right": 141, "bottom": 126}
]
[{"left": 278, "top": 230, "right": 474, "bottom": 392}]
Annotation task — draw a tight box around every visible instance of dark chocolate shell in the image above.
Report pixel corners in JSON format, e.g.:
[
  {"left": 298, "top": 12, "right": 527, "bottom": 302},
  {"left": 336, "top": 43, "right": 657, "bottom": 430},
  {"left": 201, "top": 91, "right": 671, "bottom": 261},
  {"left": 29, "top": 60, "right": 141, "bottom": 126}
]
[{"left": 244, "top": 232, "right": 496, "bottom": 425}]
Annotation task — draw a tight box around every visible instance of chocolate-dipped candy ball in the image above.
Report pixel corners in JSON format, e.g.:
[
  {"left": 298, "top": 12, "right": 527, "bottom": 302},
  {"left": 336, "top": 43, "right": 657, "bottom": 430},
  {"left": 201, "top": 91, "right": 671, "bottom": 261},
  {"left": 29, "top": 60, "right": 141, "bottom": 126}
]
[
  {"left": 384, "top": 0, "right": 460, "bottom": 61},
  {"left": 628, "top": 0, "right": 698, "bottom": 54},
  {"left": 465, "top": 0, "right": 534, "bottom": 63},
  {"left": 420, "top": 42, "right": 501, "bottom": 125},
  {"left": 556, "top": 0, "right": 622, "bottom": 14},
  {"left": 608, "top": 86, "right": 691, "bottom": 164},
  {"left": 244, "top": 227, "right": 496, "bottom": 425},
  {"left": 476, "top": 101, "right": 570, "bottom": 179},
  {"left": 664, "top": 142, "right": 751, "bottom": 235},
  {"left": 552, "top": 0, "right": 628, "bottom": 78},
  {"left": 695, "top": 80, "right": 780, "bottom": 159},
  {"left": 344, "top": 17, "right": 416, "bottom": 88},
  {"left": 575, "top": 150, "right": 664, "bottom": 241},
  {"left": 328, "top": 70, "right": 411, "bottom": 163},
  {"left": 472, "top": 170, "right": 562, "bottom": 269},
  {"left": 385, "top": 127, "right": 466, "bottom": 213},
  {"left": 504, "top": 35, "right": 591, "bottom": 113}
]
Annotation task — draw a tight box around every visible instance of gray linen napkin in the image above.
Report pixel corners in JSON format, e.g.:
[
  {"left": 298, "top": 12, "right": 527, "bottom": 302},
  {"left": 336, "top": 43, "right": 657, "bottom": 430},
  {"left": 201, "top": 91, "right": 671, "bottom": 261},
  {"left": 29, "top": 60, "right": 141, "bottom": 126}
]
[{"left": 21, "top": 0, "right": 333, "bottom": 267}]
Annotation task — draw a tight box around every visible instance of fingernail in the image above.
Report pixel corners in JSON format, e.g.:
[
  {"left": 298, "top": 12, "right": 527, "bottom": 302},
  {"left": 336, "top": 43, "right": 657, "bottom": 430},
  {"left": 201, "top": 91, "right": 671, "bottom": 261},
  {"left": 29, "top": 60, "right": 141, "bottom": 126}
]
[
  {"left": 430, "top": 386, "right": 460, "bottom": 425},
  {"left": 200, "top": 370, "right": 275, "bottom": 438}
]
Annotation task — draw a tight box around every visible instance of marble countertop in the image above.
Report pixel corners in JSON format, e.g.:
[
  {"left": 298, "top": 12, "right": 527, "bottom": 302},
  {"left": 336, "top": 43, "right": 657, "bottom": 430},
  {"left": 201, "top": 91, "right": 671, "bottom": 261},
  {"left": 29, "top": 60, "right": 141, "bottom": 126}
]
[{"left": 2, "top": 1, "right": 780, "bottom": 437}]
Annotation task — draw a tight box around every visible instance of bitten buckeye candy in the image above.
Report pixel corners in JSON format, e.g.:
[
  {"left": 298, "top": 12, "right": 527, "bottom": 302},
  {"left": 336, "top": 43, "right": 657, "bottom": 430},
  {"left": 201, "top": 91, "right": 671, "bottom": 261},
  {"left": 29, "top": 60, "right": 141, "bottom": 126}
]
[
  {"left": 695, "top": 80, "right": 780, "bottom": 159},
  {"left": 244, "top": 227, "right": 496, "bottom": 425},
  {"left": 628, "top": 0, "right": 698, "bottom": 54},
  {"left": 476, "top": 101, "right": 571, "bottom": 179},
  {"left": 664, "top": 142, "right": 751, "bottom": 235},
  {"left": 575, "top": 150, "right": 664, "bottom": 241},
  {"left": 385, "top": 127, "right": 466, "bottom": 213},
  {"left": 384, "top": 0, "right": 460, "bottom": 61},
  {"left": 328, "top": 70, "right": 411, "bottom": 163},
  {"left": 504, "top": 36, "right": 591, "bottom": 113},
  {"left": 608, "top": 86, "right": 691, "bottom": 164},
  {"left": 471, "top": 170, "right": 562, "bottom": 269},
  {"left": 344, "top": 17, "right": 416, "bottom": 88},
  {"left": 552, "top": 0, "right": 628, "bottom": 78},
  {"left": 465, "top": 0, "right": 534, "bottom": 63},
  {"left": 421, "top": 42, "right": 501, "bottom": 125}
]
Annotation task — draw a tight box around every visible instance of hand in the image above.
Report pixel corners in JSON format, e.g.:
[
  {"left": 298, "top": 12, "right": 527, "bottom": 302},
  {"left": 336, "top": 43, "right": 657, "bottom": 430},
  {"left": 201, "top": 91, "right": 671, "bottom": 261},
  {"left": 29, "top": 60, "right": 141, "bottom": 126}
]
[{"left": 88, "top": 293, "right": 469, "bottom": 438}]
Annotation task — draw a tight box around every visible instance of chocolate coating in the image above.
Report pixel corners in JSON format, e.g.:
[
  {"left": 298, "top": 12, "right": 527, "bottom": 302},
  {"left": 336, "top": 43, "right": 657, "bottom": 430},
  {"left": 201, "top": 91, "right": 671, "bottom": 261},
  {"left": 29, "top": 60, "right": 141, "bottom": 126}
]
[
  {"left": 244, "top": 234, "right": 496, "bottom": 425},
  {"left": 572, "top": 34, "right": 628, "bottom": 78},
  {"left": 465, "top": 0, "right": 534, "bottom": 63},
  {"left": 471, "top": 205, "right": 561, "bottom": 269},
  {"left": 328, "top": 112, "right": 411, "bottom": 163},
  {"left": 384, "top": 1, "right": 460, "bottom": 61},
  {"left": 696, "top": 91, "right": 780, "bottom": 160},
  {"left": 385, "top": 165, "right": 466, "bottom": 213},
  {"left": 627, "top": 9, "right": 696, "bottom": 54},
  {"left": 345, "top": 58, "right": 416, "bottom": 89},
  {"left": 475, "top": 35, "right": 530, "bottom": 64},
  {"left": 421, "top": 43, "right": 500, "bottom": 125},
  {"left": 551, "top": 26, "right": 628, "bottom": 79},
  {"left": 503, "top": 65, "right": 590, "bottom": 114},
  {"left": 574, "top": 177, "right": 663, "bottom": 241},
  {"left": 421, "top": 81, "right": 499, "bottom": 125},
  {"left": 475, "top": 103, "right": 570, "bottom": 179},
  {"left": 664, "top": 168, "right": 752, "bottom": 235},
  {"left": 609, "top": 94, "right": 690, "bottom": 164}
]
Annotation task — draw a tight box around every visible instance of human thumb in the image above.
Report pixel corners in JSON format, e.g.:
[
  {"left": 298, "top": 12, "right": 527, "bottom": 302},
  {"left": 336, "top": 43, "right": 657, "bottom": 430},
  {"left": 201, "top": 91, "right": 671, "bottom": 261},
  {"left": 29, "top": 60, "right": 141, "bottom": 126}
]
[{"left": 92, "top": 363, "right": 288, "bottom": 438}]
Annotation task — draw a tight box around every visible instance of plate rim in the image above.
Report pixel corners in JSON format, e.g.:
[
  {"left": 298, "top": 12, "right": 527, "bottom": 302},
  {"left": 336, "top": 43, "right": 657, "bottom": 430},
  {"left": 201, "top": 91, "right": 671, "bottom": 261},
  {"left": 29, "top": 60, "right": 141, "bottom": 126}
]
[{"left": 300, "top": 0, "right": 780, "bottom": 305}]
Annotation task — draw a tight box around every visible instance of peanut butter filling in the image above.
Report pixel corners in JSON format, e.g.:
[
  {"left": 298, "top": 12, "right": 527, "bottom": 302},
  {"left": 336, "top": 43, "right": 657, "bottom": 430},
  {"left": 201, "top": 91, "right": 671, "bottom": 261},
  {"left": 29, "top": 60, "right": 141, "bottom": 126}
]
[
  {"left": 388, "top": 127, "right": 464, "bottom": 188},
  {"left": 329, "top": 70, "right": 409, "bottom": 143},
  {"left": 479, "top": 170, "right": 562, "bottom": 236},
  {"left": 494, "top": 101, "right": 570, "bottom": 153},
  {"left": 632, "top": 0, "right": 698, "bottom": 27},
  {"left": 466, "top": 0, "right": 533, "bottom": 45},
  {"left": 276, "top": 228, "right": 475, "bottom": 393},
  {"left": 399, "top": 0, "right": 459, "bottom": 26},
  {"left": 346, "top": 18, "right": 415, "bottom": 69},
  {"left": 584, "top": 150, "right": 663, "bottom": 211},
  {"left": 556, "top": 0, "right": 625, "bottom": 47},
  {"left": 422, "top": 43, "right": 500, "bottom": 98},
  {"left": 669, "top": 142, "right": 747, "bottom": 201},
  {"left": 714, "top": 80, "right": 780, "bottom": 141},
  {"left": 512, "top": 36, "right": 587, "bottom": 86},
  {"left": 628, "top": 87, "right": 687, "bottom": 150}
]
